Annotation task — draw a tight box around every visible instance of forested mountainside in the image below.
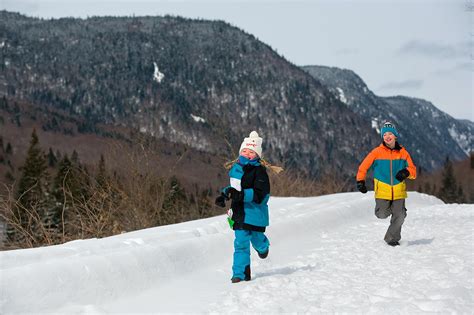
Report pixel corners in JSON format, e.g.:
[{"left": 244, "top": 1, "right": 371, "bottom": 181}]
[
  {"left": 1, "top": 11, "right": 472, "bottom": 250},
  {"left": 0, "top": 11, "right": 378, "bottom": 180},
  {"left": 302, "top": 65, "right": 472, "bottom": 171}
]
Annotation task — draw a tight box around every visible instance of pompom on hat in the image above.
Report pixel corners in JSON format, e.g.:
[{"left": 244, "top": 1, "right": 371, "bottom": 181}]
[
  {"left": 380, "top": 121, "right": 399, "bottom": 139},
  {"left": 239, "top": 131, "right": 263, "bottom": 157}
]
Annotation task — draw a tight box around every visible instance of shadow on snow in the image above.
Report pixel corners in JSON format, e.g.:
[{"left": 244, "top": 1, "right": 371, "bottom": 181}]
[
  {"left": 406, "top": 238, "right": 435, "bottom": 246},
  {"left": 255, "top": 264, "right": 318, "bottom": 279}
]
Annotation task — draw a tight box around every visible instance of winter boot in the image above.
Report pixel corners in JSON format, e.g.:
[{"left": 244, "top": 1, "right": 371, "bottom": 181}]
[
  {"left": 231, "top": 265, "right": 251, "bottom": 283},
  {"left": 258, "top": 248, "right": 269, "bottom": 259},
  {"left": 387, "top": 241, "right": 400, "bottom": 246},
  {"left": 244, "top": 265, "right": 251, "bottom": 281}
]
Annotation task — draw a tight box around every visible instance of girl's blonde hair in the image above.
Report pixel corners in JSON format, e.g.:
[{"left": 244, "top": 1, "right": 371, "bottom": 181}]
[{"left": 224, "top": 158, "right": 284, "bottom": 174}]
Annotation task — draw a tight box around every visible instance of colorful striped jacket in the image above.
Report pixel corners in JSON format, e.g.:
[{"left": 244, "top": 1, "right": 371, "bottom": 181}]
[
  {"left": 357, "top": 142, "right": 416, "bottom": 200},
  {"left": 223, "top": 156, "right": 270, "bottom": 232}
]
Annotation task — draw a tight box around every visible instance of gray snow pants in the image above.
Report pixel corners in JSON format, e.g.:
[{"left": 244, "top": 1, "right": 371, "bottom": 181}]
[{"left": 375, "top": 198, "right": 407, "bottom": 243}]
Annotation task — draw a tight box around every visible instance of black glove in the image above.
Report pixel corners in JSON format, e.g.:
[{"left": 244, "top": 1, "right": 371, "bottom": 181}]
[
  {"left": 227, "top": 187, "right": 244, "bottom": 202},
  {"left": 357, "top": 180, "right": 367, "bottom": 194},
  {"left": 395, "top": 169, "right": 410, "bottom": 182},
  {"left": 215, "top": 193, "right": 228, "bottom": 208}
]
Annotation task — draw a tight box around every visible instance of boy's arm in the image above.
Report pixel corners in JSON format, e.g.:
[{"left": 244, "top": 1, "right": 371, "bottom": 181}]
[
  {"left": 356, "top": 149, "right": 377, "bottom": 181},
  {"left": 405, "top": 151, "right": 417, "bottom": 179}
]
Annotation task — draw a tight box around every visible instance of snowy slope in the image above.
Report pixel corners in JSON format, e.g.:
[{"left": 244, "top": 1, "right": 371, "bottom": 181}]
[{"left": 0, "top": 192, "right": 472, "bottom": 314}]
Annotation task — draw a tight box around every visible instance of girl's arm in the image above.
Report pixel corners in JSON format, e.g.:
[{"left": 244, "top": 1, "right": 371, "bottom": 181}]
[{"left": 243, "top": 167, "right": 270, "bottom": 204}]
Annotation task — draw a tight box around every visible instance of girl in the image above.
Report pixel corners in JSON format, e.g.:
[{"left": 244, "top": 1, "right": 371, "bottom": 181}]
[{"left": 215, "top": 131, "right": 281, "bottom": 283}]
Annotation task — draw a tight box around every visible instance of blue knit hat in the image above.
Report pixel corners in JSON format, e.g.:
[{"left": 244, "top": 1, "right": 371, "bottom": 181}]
[{"left": 380, "top": 122, "right": 399, "bottom": 138}]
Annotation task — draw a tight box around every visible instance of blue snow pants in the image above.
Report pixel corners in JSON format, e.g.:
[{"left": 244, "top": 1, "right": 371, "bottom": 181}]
[{"left": 233, "top": 229, "right": 270, "bottom": 279}]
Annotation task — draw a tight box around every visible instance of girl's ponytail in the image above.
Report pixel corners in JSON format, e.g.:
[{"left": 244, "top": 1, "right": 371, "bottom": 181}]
[
  {"left": 260, "top": 158, "right": 284, "bottom": 174},
  {"left": 224, "top": 158, "right": 239, "bottom": 169},
  {"left": 224, "top": 158, "right": 283, "bottom": 174}
]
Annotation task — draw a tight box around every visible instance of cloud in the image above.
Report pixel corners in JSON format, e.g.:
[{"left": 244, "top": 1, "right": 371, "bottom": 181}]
[
  {"left": 378, "top": 80, "right": 424, "bottom": 91},
  {"left": 399, "top": 40, "right": 469, "bottom": 59},
  {"left": 433, "top": 62, "right": 473, "bottom": 75},
  {"left": 466, "top": 1, "right": 474, "bottom": 12}
]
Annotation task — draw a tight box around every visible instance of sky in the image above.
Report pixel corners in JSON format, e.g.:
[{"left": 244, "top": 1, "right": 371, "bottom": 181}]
[
  {"left": 1, "top": 0, "right": 472, "bottom": 121},
  {"left": 1, "top": 192, "right": 472, "bottom": 313}
]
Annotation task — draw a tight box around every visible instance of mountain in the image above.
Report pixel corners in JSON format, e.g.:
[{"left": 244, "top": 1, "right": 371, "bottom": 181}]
[
  {"left": 0, "top": 11, "right": 379, "bottom": 180},
  {"left": 1, "top": 11, "right": 470, "bottom": 181},
  {"left": 1, "top": 192, "right": 472, "bottom": 313},
  {"left": 302, "top": 65, "right": 473, "bottom": 171}
]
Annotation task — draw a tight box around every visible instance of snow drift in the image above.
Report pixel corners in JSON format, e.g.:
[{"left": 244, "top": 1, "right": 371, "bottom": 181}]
[{"left": 1, "top": 192, "right": 472, "bottom": 314}]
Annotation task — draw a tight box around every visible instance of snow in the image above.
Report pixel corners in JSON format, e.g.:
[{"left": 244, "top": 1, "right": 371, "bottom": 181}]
[
  {"left": 372, "top": 118, "right": 380, "bottom": 134},
  {"left": 153, "top": 62, "right": 164, "bottom": 83},
  {"left": 431, "top": 108, "right": 440, "bottom": 119},
  {"left": 448, "top": 125, "right": 470, "bottom": 156},
  {"left": 190, "top": 114, "right": 206, "bottom": 123},
  {"left": 336, "top": 87, "right": 348, "bottom": 104},
  {"left": 1, "top": 192, "right": 472, "bottom": 314}
]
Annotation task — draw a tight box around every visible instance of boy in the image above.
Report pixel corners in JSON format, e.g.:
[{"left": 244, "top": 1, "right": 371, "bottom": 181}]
[{"left": 356, "top": 122, "right": 417, "bottom": 246}]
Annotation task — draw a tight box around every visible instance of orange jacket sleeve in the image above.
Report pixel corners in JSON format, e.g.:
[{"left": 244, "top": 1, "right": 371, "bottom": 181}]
[
  {"left": 405, "top": 150, "right": 417, "bottom": 179},
  {"left": 356, "top": 149, "right": 377, "bottom": 181}
]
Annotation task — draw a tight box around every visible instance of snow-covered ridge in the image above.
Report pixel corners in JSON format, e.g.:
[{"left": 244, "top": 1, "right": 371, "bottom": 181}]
[{"left": 1, "top": 193, "right": 471, "bottom": 314}]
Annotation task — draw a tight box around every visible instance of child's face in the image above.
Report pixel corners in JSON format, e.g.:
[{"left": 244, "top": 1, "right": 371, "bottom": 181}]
[
  {"left": 383, "top": 132, "right": 396, "bottom": 147},
  {"left": 240, "top": 148, "right": 258, "bottom": 160}
]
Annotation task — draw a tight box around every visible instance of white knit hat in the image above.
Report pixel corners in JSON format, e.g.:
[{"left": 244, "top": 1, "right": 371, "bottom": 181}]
[{"left": 239, "top": 131, "right": 263, "bottom": 157}]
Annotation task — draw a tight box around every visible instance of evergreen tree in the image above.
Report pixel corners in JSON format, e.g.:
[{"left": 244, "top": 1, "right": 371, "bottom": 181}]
[
  {"left": 52, "top": 154, "right": 73, "bottom": 202},
  {"left": 437, "top": 157, "right": 461, "bottom": 203},
  {"left": 71, "top": 150, "right": 80, "bottom": 166},
  {"left": 96, "top": 154, "right": 107, "bottom": 189},
  {"left": 48, "top": 151, "right": 90, "bottom": 231},
  {"left": 5, "top": 142, "right": 12, "bottom": 154},
  {"left": 67, "top": 151, "right": 89, "bottom": 201},
  {"left": 47, "top": 148, "right": 58, "bottom": 167},
  {"left": 423, "top": 182, "right": 432, "bottom": 195},
  {"left": 0, "top": 96, "right": 8, "bottom": 110},
  {"left": 16, "top": 129, "right": 49, "bottom": 207},
  {"left": 162, "top": 176, "right": 187, "bottom": 217},
  {"left": 457, "top": 186, "right": 466, "bottom": 203},
  {"left": 418, "top": 166, "right": 423, "bottom": 177},
  {"left": 0, "top": 138, "right": 4, "bottom": 163},
  {"left": 12, "top": 129, "right": 50, "bottom": 242},
  {"left": 49, "top": 154, "right": 76, "bottom": 229},
  {"left": 70, "top": 150, "right": 90, "bottom": 201},
  {"left": 13, "top": 103, "right": 21, "bottom": 127},
  {"left": 197, "top": 187, "right": 212, "bottom": 217},
  {"left": 416, "top": 184, "right": 423, "bottom": 193}
]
